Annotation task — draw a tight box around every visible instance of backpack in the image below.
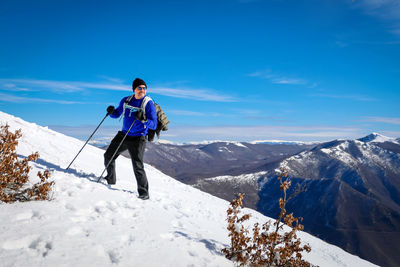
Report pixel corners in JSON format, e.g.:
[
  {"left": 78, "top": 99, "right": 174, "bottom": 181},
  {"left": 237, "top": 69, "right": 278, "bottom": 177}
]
[{"left": 123, "top": 95, "right": 169, "bottom": 142}]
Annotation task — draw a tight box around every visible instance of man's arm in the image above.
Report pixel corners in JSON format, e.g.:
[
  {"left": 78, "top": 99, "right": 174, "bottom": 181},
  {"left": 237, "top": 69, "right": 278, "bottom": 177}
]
[{"left": 109, "top": 97, "right": 126, "bottom": 118}]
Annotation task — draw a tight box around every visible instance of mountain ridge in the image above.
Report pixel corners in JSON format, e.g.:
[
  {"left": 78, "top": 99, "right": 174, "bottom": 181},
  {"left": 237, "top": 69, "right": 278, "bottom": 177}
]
[
  {"left": 196, "top": 136, "right": 400, "bottom": 267},
  {"left": 272, "top": 137, "right": 400, "bottom": 266}
]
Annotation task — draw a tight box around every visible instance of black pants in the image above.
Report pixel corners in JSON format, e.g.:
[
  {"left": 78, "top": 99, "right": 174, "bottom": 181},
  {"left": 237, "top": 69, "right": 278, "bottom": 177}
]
[{"left": 104, "top": 131, "right": 148, "bottom": 196}]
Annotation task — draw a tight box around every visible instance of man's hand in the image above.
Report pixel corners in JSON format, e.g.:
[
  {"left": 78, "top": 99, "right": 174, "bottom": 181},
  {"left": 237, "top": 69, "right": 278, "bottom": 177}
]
[
  {"left": 107, "top": 105, "right": 115, "bottom": 115},
  {"left": 135, "top": 109, "right": 146, "bottom": 121}
]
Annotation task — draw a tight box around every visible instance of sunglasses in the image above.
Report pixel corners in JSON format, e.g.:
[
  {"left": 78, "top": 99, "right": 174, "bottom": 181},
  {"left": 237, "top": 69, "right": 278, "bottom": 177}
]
[{"left": 136, "top": 86, "right": 147, "bottom": 91}]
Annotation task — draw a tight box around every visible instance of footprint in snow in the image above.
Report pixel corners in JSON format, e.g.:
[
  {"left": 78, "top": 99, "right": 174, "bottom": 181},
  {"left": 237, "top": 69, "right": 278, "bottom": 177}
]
[
  {"left": 14, "top": 211, "right": 35, "bottom": 221},
  {"left": 171, "top": 220, "right": 184, "bottom": 228},
  {"left": 2, "top": 234, "right": 53, "bottom": 257},
  {"left": 14, "top": 210, "right": 45, "bottom": 221},
  {"left": 107, "top": 249, "right": 122, "bottom": 264},
  {"left": 120, "top": 234, "right": 136, "bottom": 246},
  {"left": 188, "top": 249, "right": 198, "bottom": 257},
  {"left": 77, "top": 183, "right": 88, "bottom": 190},
  {"left": 122, "top": 202, "right": 138, "bottom": 210},
  {"left": 2, "top": 235, "right": 39, "bottom": 250},
  {"left": 29, "top": 237, "right": 53, "bottom": 257},
  {"left": 64, "top": 203, "right": 76, "bottom": 211},
  {"left": 67, "top": 191, "right": 76, "bottom": 197}
]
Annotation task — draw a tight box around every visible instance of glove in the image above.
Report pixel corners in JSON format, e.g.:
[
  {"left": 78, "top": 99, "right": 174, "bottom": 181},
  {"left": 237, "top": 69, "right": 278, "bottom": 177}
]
[
  {"left": 135, "top": 109, "right": 146, "bottom": 121},
  {"left": 107, "top": 105, "right": 115, "bottom": 115}
]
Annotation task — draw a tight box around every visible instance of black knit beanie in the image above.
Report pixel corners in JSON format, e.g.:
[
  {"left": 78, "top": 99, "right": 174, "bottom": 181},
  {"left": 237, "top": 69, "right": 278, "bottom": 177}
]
[{"left": 132, "top": 78, "right": 147, "bottom": 90}]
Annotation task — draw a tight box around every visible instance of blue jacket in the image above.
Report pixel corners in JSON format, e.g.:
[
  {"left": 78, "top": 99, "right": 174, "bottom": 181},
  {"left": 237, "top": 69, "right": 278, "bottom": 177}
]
[{"left": 110, "top": 95, "right": 157, "bottom": 137}]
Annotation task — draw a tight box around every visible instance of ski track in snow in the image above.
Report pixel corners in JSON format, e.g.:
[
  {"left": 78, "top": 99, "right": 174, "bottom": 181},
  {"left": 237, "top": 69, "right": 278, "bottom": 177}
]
[{"left": 0, "top": 111, "right": 378, "bottom": 267}]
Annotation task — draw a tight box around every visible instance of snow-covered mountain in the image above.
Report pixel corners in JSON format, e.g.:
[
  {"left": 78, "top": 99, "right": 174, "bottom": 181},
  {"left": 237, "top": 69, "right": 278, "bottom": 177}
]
[
  {"left": 262, "top": 136, "right": 400, "bottom": 267},
  {"left": 192, "top": 134, "right": 400, "bottom": 267},
  {"left": 142, "top": 141, "right": 315, "bottom": 184},
  {"left": 357, "top": 132, "right": 398, "bottom": 143},
  {"left": 0, "top": 110, "right": 377, "bottom": 267},
  {"left": 250, "top": 140, "right": 319, "bottom": 145}
]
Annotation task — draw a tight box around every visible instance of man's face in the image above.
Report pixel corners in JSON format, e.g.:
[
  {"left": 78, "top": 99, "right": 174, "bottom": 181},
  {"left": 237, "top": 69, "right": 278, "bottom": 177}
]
[{"left": 134, "top": 85, "right": 147, "bottom": 99}]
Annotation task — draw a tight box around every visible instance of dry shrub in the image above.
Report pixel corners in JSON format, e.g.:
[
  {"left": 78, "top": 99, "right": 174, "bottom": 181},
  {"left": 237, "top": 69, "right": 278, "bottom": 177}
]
[
  {"left": 0, "top": 124, "right": 54, "bottom": 203},
  {"left": 222, "top": 168, "right": 312, "bottom": 267}
]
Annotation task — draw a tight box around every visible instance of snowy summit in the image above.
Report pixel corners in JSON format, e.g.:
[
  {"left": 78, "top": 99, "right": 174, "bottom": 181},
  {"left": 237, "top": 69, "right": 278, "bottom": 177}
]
[
  {"left": 357, "top": 132, "right": 396, "bottom": 143},
  {"left": 0, "top": 111, "right": 377, "bottom": 267}
]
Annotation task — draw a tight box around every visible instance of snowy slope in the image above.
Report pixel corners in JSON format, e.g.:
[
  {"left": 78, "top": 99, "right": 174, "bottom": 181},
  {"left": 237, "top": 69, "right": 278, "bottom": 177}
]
[{"left": 0, "top": 111, "right": 377, "bottom": 267}]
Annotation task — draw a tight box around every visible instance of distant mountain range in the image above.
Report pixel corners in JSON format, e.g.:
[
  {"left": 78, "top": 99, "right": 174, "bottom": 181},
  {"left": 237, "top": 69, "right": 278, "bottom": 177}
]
[
  {"left": 99, "top": 133, "right": 400, "bottom": 266},
  {"left": 256, "top": 133, "right": 400, "bottom": 267},
  {"left": 144, "top": 141, "right": 316, "bottom": 183}
]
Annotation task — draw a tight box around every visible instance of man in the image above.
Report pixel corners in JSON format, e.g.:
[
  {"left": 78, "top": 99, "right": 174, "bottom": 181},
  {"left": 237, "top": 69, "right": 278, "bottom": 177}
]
[{"left": 104, "top": 78, "right": 157, "bottom": 200}]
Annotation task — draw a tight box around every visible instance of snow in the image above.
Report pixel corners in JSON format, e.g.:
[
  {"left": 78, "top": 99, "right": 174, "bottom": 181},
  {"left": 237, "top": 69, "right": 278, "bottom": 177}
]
[
  {"left": 218, "top": 147, "right": 232, "bottom": 153},
  {"left": 151, "top": 140, "right": 248, "bottom": 148},
  {"left": 197, "top": 171, "right": 267, "bottom": 186},
  {"left": 357, "top": 141, "right": 400, "bottom": 168},
  {"left": 161, "top": 140, "right": 233, "bottom": 146},
  {"left": 154, "top": 139, "right": 175, "bottom": 145},
  {"left": 0, "top": 111, "right": 377, "bottom": 267},
  {"left": 319, "top": 141, "right": 357, "bottom": 166},
  {"left": 306, "top": 138, "right": 399, "bottom": 170},
  {"left": 357, "top": 132, "right": 396, "bottom": 143},
  {"left": 250, "top": 140, "right": 319, "bottom": 145},
  {"left": 231, "top": 142, "right": 247, "bottom": 148}
]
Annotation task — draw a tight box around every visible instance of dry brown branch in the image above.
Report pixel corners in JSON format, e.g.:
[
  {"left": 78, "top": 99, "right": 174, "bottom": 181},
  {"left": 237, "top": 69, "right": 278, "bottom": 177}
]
[
  {"left": 222, "top": 168, "right": 313, "bottom": 267},
  {"left": 0, "top": 125, "right": 54, "bottom": 203}
]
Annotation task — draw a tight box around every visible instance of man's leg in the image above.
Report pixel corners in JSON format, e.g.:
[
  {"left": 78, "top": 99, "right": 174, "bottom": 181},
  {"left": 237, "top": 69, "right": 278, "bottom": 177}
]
[
  {"left": 104, "top": 131, "right": 127, "bottom": 184},
  {"left": 127, "top": 136, "right": 149, "bottom": 197}
]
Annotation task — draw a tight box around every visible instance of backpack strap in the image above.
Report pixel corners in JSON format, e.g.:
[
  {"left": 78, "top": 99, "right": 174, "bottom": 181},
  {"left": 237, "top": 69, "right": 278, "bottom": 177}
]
[
  {"left": 139, "top": 96, "right": 152, "bottom": 120},
  {"left": 121, "top": 95, "right": 152, "bottom": 120},
  {"left": 121, "top": 95, "right": 135, "bottom": 121},
  {"left": 140, "top": 96, "right": 152, "bottom": 114},
  {"left": 125, "top": 94, "right": 134, "bottom": 104}
]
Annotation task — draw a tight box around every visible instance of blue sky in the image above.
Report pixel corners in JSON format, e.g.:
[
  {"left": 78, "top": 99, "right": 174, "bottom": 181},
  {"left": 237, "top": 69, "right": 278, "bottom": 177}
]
[{"left": 1, "top": 0, "right": 399, "bottom": 142}]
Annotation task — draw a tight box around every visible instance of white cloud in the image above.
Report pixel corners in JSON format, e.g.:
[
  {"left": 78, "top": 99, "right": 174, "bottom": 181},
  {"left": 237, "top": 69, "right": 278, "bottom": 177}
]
[
  {"left": 248, "top": 70, "right": 308, "bottom": 85},
  {"left": 380, "top": 130, "right": 400, "bottom": 137},
  {"left": 310, "top": 93, "right": 378, "bottom": 102},
  {"left": 97, "top": 75, "right": 125, "bottom": 84},
  {"left": 0, "top": 92, "right": 84, "bottom": 104},
  {"left": 166, "top": 110, "right": 229, "bottom": 117},
  {"left": 353, "top": 0, "right": 400, "bottom": 36},
  {"left": 151, "top": 87, "right": 237, "bottom": 102},
  {"left": 274, "top": 78, "right": 306, "bottom": 85},
  {"left": 0, "top": 79, "right": 91, "bottom": 92},
  {"left": 1, "top": 83, "right": 31, "bottom": 92},
  {"left": 0, "top": 78, "right": 236, "bottom": 102},
  {"left": 363, "top": 116, "right": 400, "bottom": 125},
  {"left": 167, "top": 110, "right": 206, "bottom": 116}
]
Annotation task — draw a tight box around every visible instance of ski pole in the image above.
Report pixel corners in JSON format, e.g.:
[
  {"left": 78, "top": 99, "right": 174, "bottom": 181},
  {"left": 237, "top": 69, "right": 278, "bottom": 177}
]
[
  {"left": 97, "top": 119, "right": 137, "bottom": 183},
  {"left": 66, "top": 113, "right": 109, "bottom": 170}
]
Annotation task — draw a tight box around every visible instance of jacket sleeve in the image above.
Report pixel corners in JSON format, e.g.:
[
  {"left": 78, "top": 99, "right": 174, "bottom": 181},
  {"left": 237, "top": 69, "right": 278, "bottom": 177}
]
[
  {"left": 145, "top": 100, "right": 157, "bottom": 130},
  {"left": 109, "top": 97, "right": 125, "bottom": 119}
]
